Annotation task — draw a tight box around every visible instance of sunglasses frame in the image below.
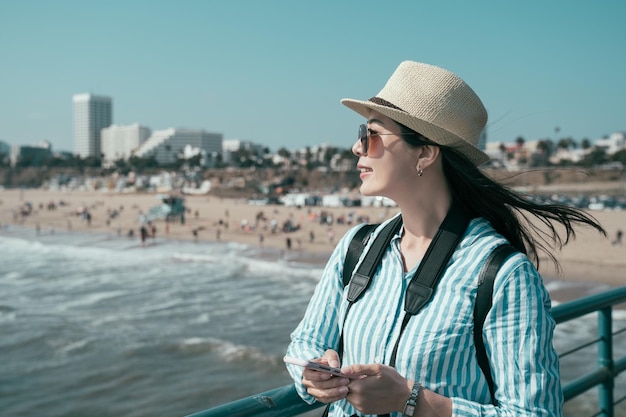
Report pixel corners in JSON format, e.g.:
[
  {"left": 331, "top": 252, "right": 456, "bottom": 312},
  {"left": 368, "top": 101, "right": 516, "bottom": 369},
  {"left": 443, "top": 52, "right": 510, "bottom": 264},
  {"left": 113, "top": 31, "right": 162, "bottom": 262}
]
[{"left": 358, "top": 123, "right": 431, "bottom": 155}]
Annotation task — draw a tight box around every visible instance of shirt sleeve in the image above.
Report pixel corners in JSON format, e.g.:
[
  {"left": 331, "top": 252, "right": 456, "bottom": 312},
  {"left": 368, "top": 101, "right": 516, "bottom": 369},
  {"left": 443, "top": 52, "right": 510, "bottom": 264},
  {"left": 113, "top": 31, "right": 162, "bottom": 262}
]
[
  {"left": 451, "top": 255, "right": 564, "bottom": 416},
  {"left": 285, "top": 224, "right": 365, "bottom": 403}
]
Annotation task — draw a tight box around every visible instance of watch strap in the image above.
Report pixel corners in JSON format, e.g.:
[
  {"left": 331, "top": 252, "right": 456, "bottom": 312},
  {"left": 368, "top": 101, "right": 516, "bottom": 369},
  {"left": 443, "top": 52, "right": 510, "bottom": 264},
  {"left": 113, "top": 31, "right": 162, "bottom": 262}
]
[{"left": 402, "top": 381, "right": 421, "bottom": 417}]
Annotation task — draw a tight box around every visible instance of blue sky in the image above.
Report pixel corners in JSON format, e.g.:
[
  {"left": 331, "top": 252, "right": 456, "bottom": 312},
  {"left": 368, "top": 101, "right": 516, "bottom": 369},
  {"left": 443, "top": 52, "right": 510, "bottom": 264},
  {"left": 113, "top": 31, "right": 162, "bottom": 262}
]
[{"left": 1, "top": 1, "right": 625, "bottom": 153}]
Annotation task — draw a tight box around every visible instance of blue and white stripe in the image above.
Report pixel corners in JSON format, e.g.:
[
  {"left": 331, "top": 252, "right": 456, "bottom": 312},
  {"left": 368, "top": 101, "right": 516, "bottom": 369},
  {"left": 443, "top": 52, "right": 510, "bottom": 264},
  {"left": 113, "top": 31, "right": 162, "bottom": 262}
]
[{"left": 286, "top": 213, "right": 563, "bottom": 417}]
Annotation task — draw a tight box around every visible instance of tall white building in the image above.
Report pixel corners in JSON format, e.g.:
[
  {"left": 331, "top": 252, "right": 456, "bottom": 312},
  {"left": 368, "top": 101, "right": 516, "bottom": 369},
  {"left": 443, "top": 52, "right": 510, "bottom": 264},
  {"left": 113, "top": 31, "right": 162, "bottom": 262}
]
[
  {"left": 73, "top": 93, "right": 113, "bottom": 158},
  {"left": 134, "top": 128, "right": 223, "bottom": 165},
  {"left": 101, "top": 123, "right": 152, "bottom": 164}
]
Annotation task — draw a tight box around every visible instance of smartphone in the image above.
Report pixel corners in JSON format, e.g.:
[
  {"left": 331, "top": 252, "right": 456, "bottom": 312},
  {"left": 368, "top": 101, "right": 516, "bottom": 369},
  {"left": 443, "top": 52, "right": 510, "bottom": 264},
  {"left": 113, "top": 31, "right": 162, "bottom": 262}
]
[{"left": 283, "top": 355, "right": 349, "bottom": 378}]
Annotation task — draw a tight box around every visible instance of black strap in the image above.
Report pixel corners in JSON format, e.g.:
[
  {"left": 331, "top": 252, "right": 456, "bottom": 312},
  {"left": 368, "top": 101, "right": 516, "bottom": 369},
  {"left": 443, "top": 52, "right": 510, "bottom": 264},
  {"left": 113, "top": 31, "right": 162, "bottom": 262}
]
[
  {"left": 473, "top": 243, "right": 517, "bottom": 406},
  {"left": 336, "top": 218, "right": 401, "bottom": 378},
  {"left": 346, "top": 216, "right": 403, "bottom": 303},
  {"left": 342, "top": 223, "right": 379, "bottom": 286},
  {"left": 403, "top": 203, "right": 471, "bottom": 315}
]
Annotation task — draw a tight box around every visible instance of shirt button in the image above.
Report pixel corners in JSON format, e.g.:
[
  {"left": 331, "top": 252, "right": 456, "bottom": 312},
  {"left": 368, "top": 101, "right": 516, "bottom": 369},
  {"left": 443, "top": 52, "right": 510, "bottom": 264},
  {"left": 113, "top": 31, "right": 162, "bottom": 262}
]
[{"left": 374, "top": 356, "right": 382, "bottom": 363}]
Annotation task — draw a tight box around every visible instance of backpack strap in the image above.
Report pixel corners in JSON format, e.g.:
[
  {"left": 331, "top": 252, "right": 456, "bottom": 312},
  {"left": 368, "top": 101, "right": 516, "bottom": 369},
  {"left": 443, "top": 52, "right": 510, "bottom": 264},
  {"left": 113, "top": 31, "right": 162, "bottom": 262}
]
[
  {"left": 342, "top": 222, "right": 379, "bottom": 286},
  {"left": 346, "top": 216, "right": 403, "bottom": 303},
  {"left": 403, "top": 203, "right": 472, "bottom": 315},
  {"left": 336, "top": 218, "right": 399, "bottom": 360},
  {"left": 473, "top": 243, "right": 517, "bottom": 405}
]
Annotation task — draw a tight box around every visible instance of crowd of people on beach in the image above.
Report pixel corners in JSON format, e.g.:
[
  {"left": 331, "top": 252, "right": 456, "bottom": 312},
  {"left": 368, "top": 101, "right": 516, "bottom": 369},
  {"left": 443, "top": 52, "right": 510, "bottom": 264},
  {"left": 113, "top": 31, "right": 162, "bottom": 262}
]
[{"left": 2, "top": 192, "right": 625, "bottom": 266}]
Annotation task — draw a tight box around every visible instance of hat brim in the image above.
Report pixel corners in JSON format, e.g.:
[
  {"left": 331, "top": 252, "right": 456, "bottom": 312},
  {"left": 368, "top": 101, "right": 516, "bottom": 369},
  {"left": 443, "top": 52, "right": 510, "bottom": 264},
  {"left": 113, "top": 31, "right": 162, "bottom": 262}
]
[{"left": 341, "top": 98, "right": 489, "bottom": 166}]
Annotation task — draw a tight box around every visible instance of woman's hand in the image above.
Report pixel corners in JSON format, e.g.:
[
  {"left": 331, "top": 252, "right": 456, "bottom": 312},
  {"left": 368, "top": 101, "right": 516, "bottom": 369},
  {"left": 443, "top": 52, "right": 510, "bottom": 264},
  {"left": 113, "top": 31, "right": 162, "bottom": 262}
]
[
  {"left": 340, "top": 363, "right": 411, "bottom": 415},
  {"left": 301, "top": 350, "right": 350, "bottom": 404}
]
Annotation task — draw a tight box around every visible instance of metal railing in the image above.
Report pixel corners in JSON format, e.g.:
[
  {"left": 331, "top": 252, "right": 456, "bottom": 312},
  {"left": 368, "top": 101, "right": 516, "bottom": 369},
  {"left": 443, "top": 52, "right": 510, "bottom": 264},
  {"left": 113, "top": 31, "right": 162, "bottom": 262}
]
[{"left": 187, "top": 286, "right": 626, "bottom": 417}]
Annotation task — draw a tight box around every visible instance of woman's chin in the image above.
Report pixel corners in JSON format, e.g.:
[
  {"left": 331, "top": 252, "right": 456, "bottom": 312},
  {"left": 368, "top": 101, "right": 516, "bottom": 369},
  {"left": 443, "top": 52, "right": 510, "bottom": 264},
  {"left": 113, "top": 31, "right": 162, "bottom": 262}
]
[{"left": 359, "top": 184, "right": 379, "bottom": 197}]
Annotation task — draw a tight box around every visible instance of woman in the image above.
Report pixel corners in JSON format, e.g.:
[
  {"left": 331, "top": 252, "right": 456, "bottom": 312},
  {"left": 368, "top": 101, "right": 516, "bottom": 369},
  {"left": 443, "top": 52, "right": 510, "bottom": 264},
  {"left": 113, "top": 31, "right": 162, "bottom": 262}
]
[{"left": 285, "top": 61, "right": 605, "bottom": 417}]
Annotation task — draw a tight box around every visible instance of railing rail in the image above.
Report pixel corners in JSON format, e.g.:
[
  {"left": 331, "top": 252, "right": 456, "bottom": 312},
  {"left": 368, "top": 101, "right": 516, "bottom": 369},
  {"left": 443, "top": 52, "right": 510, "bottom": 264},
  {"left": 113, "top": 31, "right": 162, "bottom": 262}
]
[{"left": 187, "top": 286, "right": 626, "bottom": 417}]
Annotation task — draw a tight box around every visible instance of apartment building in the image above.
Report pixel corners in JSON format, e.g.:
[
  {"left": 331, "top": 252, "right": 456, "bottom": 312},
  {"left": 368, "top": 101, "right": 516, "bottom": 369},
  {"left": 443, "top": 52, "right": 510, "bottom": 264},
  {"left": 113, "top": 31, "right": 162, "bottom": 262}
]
[
  {"left": 101, "top": 123, "right": 152, "bottom": 164},
  {"left": 73, "top": 93, "right": 112, "bottom": 158},
  {"left": 134, "top": 128, "right": 222, "bottom": 165}
]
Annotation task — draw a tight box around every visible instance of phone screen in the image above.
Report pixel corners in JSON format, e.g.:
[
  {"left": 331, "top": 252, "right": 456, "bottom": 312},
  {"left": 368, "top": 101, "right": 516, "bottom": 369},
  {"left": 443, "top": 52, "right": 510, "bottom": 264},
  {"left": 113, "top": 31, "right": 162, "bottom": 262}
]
[{"left": 283, "top": 355, "right": 349, "bottom": 378}]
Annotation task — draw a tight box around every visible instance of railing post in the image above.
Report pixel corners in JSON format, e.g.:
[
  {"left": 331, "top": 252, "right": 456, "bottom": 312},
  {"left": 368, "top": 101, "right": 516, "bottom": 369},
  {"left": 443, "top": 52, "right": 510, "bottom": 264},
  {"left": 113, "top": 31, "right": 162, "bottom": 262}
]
[{"left": 598, "top": 306, "right": 614, "bottom": 417}]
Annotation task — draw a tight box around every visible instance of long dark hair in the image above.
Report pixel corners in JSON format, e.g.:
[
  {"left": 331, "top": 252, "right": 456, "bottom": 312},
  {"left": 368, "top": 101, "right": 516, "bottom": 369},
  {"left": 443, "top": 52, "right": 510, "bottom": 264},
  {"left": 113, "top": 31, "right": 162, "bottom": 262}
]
[{"left": 400, "top": 124, "right": 606, "bottom": 270}]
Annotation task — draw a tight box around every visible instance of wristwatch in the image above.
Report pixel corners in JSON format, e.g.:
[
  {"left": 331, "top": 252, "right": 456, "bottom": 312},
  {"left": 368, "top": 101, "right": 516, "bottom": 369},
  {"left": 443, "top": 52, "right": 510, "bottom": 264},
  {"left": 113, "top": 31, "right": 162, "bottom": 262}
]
[{"left": 402, "top": 381, "right": 422, "bottom": 417}]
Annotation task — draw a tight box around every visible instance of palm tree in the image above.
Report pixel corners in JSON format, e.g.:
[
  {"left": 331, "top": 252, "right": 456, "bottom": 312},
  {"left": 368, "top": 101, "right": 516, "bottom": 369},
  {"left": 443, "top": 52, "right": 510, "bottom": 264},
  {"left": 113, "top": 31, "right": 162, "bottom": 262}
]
[
  {"left": 305, "top": 146, "right": 312, "bottom": 170},
  {"left": 557, "top": 137, "right": 577, "bottom": 150},
  {"left": 277, "top": 147, "right": 291, "bottom": 158},
  {"left": 581, "top": 138, "right": 591, "bottom": 150}
]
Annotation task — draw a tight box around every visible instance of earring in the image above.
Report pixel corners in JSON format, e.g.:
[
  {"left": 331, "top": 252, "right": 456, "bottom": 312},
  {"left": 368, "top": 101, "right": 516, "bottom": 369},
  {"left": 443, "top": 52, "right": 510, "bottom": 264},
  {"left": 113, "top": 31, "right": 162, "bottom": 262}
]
[{"left": 418, "top": 169, "right": 423, "bottom": 177}]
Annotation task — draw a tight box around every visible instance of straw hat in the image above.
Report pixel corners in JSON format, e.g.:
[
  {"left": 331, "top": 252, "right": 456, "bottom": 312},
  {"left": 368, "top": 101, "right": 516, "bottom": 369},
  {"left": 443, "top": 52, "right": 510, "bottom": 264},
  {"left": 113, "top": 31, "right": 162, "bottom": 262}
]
[{"left": 341, "top": 61, "right": 489, "bottom": 165}]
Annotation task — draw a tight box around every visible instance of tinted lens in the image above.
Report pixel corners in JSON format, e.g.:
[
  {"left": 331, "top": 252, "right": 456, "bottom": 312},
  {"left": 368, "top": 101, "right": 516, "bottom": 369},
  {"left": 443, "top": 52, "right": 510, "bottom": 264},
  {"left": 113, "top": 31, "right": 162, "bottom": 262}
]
[{"left": 358, "top": 124, "right": 368, "bottom": 154}]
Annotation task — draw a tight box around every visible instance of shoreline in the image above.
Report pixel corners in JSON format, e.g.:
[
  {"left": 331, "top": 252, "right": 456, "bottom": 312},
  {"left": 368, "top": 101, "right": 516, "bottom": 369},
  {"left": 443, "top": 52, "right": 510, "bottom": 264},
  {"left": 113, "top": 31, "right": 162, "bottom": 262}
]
[{"left": 1, "top": 188, "right": 625, "bottom": 298}]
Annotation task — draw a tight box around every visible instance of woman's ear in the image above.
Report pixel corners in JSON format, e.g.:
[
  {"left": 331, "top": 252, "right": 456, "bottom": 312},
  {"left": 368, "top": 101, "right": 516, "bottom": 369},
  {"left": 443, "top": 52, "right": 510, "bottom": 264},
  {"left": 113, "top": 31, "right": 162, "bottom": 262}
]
[{"left": 416, "top": 145, "right": 441, "bottom": 170}]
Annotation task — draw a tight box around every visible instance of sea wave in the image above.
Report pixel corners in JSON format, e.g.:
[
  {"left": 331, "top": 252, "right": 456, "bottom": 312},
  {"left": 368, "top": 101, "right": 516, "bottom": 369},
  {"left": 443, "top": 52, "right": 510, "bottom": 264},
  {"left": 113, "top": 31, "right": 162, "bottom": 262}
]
[
  {"left": 1, "top": 224, "right": 623, "bottom": 417},
  {"left": 178, "top": 336, "right": 279, "bottom": 364}
]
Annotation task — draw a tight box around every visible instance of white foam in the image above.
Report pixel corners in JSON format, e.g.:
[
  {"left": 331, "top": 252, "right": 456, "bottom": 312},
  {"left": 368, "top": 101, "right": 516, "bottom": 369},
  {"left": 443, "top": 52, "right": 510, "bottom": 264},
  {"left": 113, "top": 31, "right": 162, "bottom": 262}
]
[
  {"left": 179, "top": 337, "right": 276, "bottom": 363},
  {"left": 56, "top": 338, "right": 91, "bottom": 357},
  {"left": 192, "top": 312, "right": 211, "bottom": 324},
  {"left": 61, "top": 290, "right": 128, "bottom": 309}
]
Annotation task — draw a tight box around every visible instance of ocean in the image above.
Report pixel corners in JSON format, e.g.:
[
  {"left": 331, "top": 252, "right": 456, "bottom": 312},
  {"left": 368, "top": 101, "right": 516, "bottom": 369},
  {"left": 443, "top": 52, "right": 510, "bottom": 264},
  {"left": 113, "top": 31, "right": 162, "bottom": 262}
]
[{"left": 1, "top": 225, "right": 624, "bottom": 417}]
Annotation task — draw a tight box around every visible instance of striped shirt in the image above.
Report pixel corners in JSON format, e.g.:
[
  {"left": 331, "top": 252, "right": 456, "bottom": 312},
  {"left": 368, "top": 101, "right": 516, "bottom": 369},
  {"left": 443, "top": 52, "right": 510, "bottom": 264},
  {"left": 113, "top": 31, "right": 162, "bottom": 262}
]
[{"left": 286, "top": 214, "right": 563, "bottom": 416}]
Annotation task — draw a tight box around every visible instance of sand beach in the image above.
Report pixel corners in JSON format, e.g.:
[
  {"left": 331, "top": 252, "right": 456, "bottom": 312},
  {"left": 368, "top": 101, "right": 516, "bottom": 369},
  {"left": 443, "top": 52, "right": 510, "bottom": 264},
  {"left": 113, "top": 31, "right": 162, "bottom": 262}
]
[{"left": 1, "top": 187, "right": 625, "bottom": 290}]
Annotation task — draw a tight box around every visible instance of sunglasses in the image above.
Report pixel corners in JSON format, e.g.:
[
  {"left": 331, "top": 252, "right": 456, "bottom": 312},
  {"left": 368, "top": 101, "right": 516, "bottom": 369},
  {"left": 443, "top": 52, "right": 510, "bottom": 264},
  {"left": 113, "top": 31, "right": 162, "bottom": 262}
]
[
  {"left": 358, "top": 124, "right": 388, "bottom": 155},
  {"left": 358, "top": 124, "right": 429, "bottom": 154}
]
